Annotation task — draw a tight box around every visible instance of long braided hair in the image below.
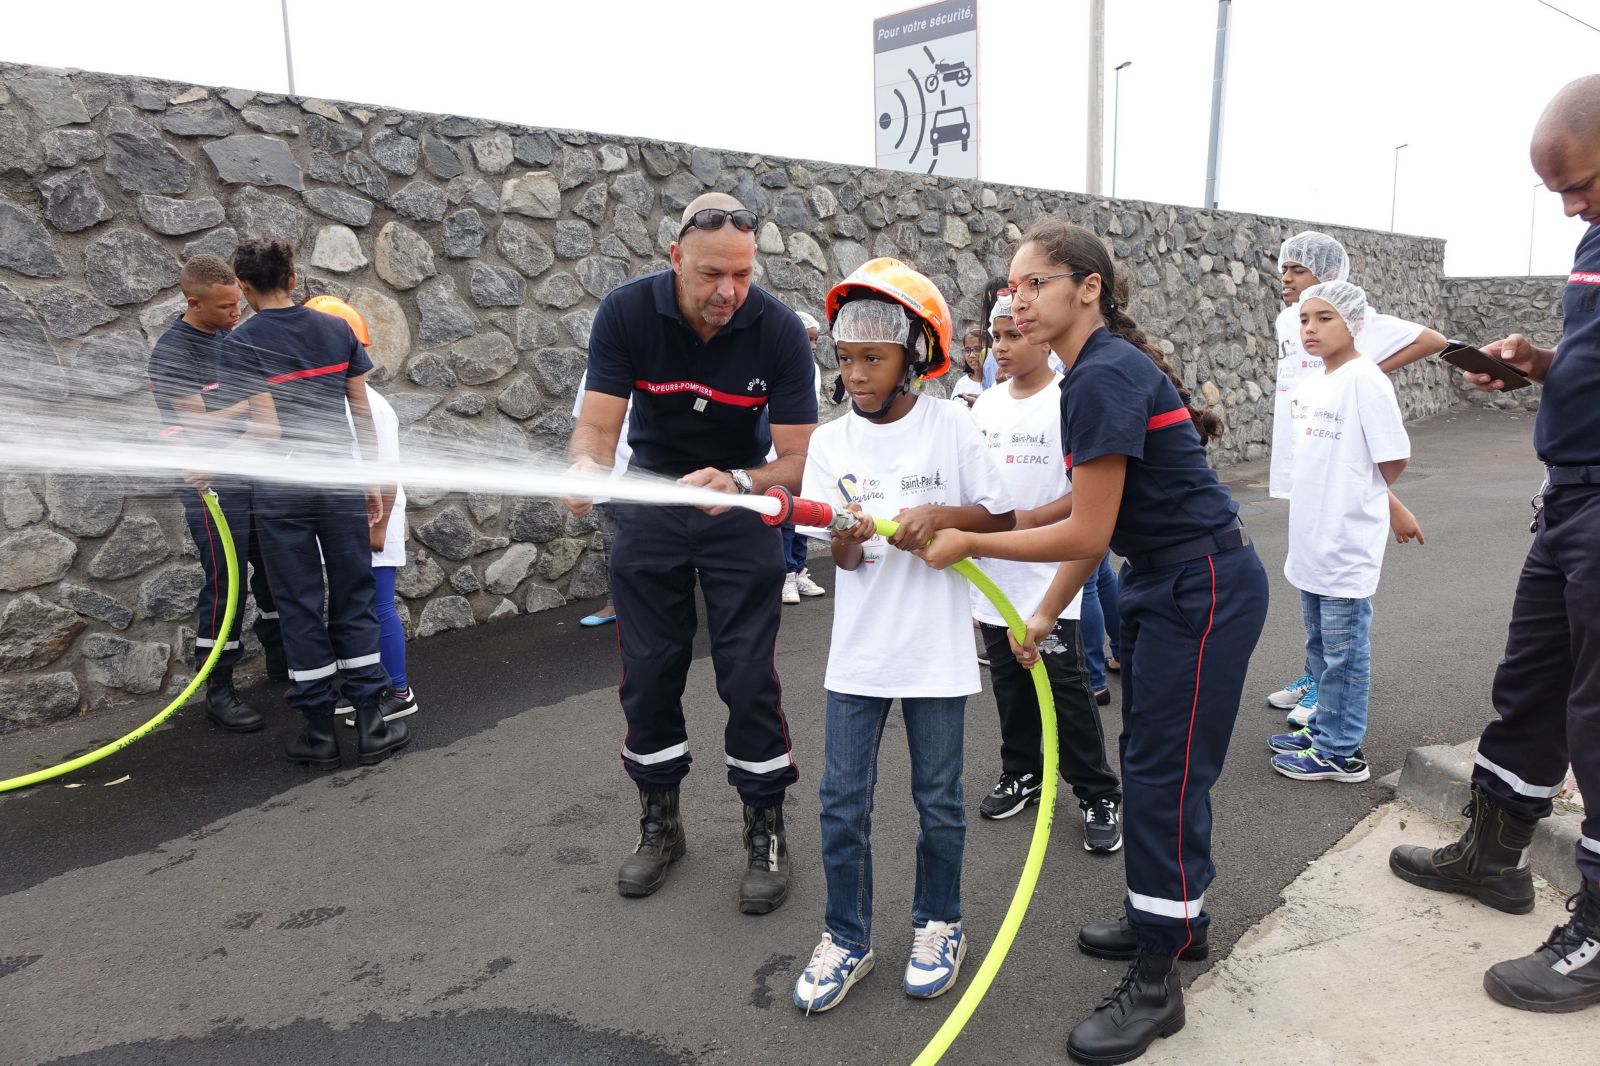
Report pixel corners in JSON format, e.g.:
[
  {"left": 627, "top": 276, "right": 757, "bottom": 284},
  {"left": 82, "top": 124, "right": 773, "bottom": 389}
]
[{"left": 1018, "top": 219, "right": 1224, "bottom": 442}]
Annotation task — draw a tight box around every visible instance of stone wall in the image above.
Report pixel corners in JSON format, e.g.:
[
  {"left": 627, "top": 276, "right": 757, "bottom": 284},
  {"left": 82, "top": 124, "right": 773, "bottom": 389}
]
[
  {"left": 0, "top": 61, "right": 1564, "bottom": 731},
  {"left": 1441, "top": 275, "right": 1565, "bottom": 412}
]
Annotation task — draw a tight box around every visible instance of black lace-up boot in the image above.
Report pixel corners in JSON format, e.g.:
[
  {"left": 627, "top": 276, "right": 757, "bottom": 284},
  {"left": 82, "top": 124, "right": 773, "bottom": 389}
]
[
  {"left": 738, "top": 801, "right": 790, "bottom": 914},
  {"left": 1484, "top": 877, "right": 1600, "bottom": 1013},
  {"left": 285, "top": 715, "right": 340, "bottom": 770},
  {"left": 1066, "top": 952, "right": 1184, "bottom": 1064},
  {"left": 1389, "top": 787, "right": 1538, "bottom": 913},
  {"left": 617, "top": 789, "right": 685, "bottom": 898},
  {"left": 1078, "top": 916, "right": 1208, "bottom": 962},
  {"left": 205, "top": 672, "right": 263, "bottom": 733}
]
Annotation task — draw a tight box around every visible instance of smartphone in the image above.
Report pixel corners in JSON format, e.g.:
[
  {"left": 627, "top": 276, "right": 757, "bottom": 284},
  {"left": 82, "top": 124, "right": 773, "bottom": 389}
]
[{"left": 1438, "top": 341, "right": 1534, "bottom": 392}]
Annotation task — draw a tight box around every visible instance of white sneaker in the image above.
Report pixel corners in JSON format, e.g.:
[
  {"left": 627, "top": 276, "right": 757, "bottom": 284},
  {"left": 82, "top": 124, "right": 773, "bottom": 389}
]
[
  {"left": 793, "top": 933, "right": 874, "bottom": 1014},
  {"left": 1267, "top": 672, "right": 1314, "bottom": 710},
  {"left": 904, "top": 920, "right": 966, "bottom": 999},
  {"left": 782, "top": 572, "right": 801, "bottom": 605},
  {"left": 795, "top": 569, "right": 827, "bottom": 597}
]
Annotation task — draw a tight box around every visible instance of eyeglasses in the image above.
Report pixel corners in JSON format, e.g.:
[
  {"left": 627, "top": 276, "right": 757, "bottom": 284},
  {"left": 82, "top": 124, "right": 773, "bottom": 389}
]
[
  {"left": 961, "top": 346, "right": 983, "bottom": 355},
  {"left": 678, "top": 208, "right": 759, "bottom": 238},
  {"left": 1003, "top": 272, "right": 1086, "bottom": 301}
]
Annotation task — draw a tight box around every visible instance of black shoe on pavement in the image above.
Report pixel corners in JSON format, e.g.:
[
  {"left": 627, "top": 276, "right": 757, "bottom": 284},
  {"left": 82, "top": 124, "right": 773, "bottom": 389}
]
[
  {"left": 205, "top": 682, "right": 263, "bottom": 733},
  {"left": 1078, "top": 916, "right": 1209, "bottom": 962},
  {"left": 1083, "top": 797, "right": 1124, "bottom": 853},
  {"left": 1095, "top": 688, "right": 1112, "bottom": 706},
  {"left": 262, "top": 642, "right": 289, "bottom": 683},
  {"left": 1389, "top": 787, "right": 1538, "bottom": 914},
  {"left": 341, "top": 687, "right": 419, "bottom": 727},
  {"left": 354, "top": 700, "right": 409, "bottom": 766},
  {"left": 1484, "top": 878, "right": 1600, "bottom": 1013},
  {"left": 285, "top": 715, "right": 340, "bottom": 770},
  {"left": 739, "top": 801, "right": 791, "bottom": 914},
  {"left": 618, "top": 789, "right": 686, "bottom": 898},
  {"left": 980, "top": 771, "right": 1041, "bottom": 820},
  {"left": 1067, "top": 953, "right": 1185, "bottom": 1065}
]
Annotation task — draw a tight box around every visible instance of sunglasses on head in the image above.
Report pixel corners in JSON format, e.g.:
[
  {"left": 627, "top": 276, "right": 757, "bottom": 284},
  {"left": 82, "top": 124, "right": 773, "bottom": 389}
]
[{"left": 678, "top": 208, "right": 759, "bottom": 237}]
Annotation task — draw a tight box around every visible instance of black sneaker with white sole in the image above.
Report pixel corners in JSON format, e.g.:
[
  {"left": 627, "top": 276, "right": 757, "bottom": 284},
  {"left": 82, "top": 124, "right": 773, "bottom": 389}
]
[
  {"left": 1083, "top": 796, "right": 1124, "bottom": 853},
  {"left": 341, "top": 687, "right": 419, "bottom": 728},
  {"left": 979, "top": 771, "right": 1041, "bottom": 820}
]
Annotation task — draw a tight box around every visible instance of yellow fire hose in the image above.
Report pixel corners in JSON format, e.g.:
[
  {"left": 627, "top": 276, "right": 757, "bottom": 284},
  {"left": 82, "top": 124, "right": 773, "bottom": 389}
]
[{"left": 0, "top": 490, "right": 238, "bottom": 793}]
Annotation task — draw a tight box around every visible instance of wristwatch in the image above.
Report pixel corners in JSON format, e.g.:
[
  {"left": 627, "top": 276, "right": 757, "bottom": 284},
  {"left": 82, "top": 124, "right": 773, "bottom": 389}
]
[{"left": 728, "top": 468, "right": 753, "bottom": 494}]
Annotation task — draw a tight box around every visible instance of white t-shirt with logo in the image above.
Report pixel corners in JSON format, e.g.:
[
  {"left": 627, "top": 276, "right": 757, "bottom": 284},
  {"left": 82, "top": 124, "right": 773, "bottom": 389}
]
[
  {"left": 951, "top": 374, "right": 984, "bottom": 406},
  {"left": 802, "top": 396, "right": 1013, "bottom": 699},
  {"left": 1283, "top": 357, "right": 1411, "bottom": 599},
  {"left": 968, "top": 373, "right": 1083, "bottom": 626},
  {"left": 1270, "top": 303, "right": 1423, "bottom": 499}
]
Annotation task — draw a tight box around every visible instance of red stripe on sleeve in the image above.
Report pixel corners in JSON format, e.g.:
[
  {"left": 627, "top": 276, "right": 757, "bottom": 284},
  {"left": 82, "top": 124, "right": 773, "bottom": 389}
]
[
  {"left": 1145, "top": 407, "right": 1191, "bottom": 431},
  {"left": 265, "top": 361, "right": 350, "bottom": 385}
]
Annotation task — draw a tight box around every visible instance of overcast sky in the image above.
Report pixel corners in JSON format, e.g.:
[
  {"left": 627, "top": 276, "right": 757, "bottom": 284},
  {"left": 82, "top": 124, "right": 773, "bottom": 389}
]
[{"left": 6, "top": 0, "right": 1595, "bottom": 278}]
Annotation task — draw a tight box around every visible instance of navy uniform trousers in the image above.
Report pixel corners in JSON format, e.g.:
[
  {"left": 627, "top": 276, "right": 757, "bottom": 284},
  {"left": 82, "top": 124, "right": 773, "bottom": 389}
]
[
  {"left": 253, "top": 482, "right": 388, "bottom": 717},
  {"left": 609, "top": 501, "right": 798, "bottom": 806},
  {"left": 1471, "top": 482, "right": 1600, "bottom": 885},
  {"left": 1118, "top": 543, "right": 1269, "bottom": 956},
  {"left": 180, "top": 481, "right": 280, "bottom": 673}
]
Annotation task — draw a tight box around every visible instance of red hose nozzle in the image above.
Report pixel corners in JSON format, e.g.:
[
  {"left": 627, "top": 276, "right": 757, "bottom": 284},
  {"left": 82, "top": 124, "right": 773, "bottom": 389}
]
[{"left": 760, "top": 487, "right": 839, "bottom": 529}]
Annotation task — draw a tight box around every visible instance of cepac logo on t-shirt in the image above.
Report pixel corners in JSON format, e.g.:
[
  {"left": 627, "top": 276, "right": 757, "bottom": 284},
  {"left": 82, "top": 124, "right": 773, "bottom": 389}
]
[{"left": 1305, "top": 406, "right": 1345, "bottom": 441}]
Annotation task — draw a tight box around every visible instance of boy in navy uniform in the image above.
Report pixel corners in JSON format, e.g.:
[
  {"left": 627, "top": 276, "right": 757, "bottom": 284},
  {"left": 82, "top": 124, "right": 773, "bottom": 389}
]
[
  {"left": 565, "top": 193, "right": 818, "bottom": 914},
  {"left": 146, "top": 254, "right": 284, "bottom": 733},
  {"left": 1390, "top": 74, "right": 1600, "bottom": 1016},
  {"left": 223, "top": 239, "right": 405, "bottom": 771}
]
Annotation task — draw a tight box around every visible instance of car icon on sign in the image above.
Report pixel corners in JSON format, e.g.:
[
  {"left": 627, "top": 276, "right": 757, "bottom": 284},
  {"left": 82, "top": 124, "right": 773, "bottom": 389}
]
[{"left": 929, "top": 107, "right": 970, "bottom": 155}]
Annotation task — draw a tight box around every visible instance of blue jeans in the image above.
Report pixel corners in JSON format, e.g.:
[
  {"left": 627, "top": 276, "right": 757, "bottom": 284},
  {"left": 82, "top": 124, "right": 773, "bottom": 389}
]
[
  {"left": 1301, "top": 591, "right": 1373, "bottom": 758},
  {"left": 781, "top": 523, "right": 808, "bottom": 574},
  {"left": 819, "top": 691, "right": 967, "bottom": 951},
  {"left": 1080, "top": 553, "right": 1122, "bottom": 691}
]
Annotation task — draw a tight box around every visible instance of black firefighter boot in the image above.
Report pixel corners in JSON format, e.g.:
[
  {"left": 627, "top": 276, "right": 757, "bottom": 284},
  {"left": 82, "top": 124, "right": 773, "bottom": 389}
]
[
  {"left": 738, "top": 801, "right": 790, "bottom": 915},
  {"left": 1389, "top": 787, "right": 1537, "bottom": 914},
  {"left": 205, "top": 672, "right": 263, "bottom": 733},
  {"left": 285, "top": 714, "right": 340, "bottom": 770},
  {"left": 1078, "top": 916, "right": 1208, "bottom": 962},
  {"left": 1484, "top": 875, "right": 1600, "bottom": 1012},
  {"left": 354, "top": 700, "right": 410, "bottom": 766},
  {"left": 1066, "top": 953, "right": 1185, "bottom": 1065},
  {"left": 617, "top": 788, "right": 686, "bottom": 898}
]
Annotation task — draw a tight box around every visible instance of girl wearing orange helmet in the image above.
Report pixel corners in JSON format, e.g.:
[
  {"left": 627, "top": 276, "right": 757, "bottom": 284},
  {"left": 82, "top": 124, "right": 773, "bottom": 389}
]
[{"left": 791, "top": 259, "right": 1015, "bottom": 1014}]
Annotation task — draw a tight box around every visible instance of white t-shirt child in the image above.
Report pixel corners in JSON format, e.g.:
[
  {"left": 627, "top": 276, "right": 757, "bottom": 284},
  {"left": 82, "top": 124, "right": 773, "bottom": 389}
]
[
  {"left": 967, "top": 373, "right": 1083, "bottom": 626},
  {"left": 342, "top": 385, "right": 407, "bottom": 568},
  {"left": 950, "top": 374, "right": 984, "bottom": 406},
  {"left": 802, "top": 396, "right": 1012, "bottom": 699},
  {"left": 1283, "top": 357, "right": 1411, "bottom": 599},
  {"left": 1270, "top": 303, "right": 1422, "bottom": 499}
]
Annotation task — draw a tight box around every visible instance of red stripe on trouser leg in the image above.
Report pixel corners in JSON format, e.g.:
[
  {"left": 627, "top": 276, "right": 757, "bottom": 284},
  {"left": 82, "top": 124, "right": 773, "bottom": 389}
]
[
  {"left": 200, "top": 490, "right": 222, "bottom": 650},
  {"left": 1174, "top": 555, "right": 1217, "bottom": 957}
]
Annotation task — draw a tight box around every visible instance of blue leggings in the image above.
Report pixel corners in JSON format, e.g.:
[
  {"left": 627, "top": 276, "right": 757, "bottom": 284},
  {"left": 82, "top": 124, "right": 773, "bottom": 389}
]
[
  {"left": 373, "top": 565, "right": 408, "bottom": 692},
  {"left": 1080, "top": 553, "right": 1122, "bottom": 691}
]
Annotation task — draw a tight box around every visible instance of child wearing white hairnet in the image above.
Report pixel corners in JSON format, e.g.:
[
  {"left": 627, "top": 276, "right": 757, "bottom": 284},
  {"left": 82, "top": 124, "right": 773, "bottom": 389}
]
[
  {"left": 1265, "top": 232, "right": 1444, "bottom": 718},
  {"left": 793, "top": 263, "right": 1014, "bottom": 1014},
  {"left": 1268, "top": 281, "right": 1420, "bottom": 784}
]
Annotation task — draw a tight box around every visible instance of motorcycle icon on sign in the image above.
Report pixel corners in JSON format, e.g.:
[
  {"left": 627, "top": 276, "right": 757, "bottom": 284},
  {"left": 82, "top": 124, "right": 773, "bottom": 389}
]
[
  {"left": 922, "top": 46, "right": 972, "bottom": 92},
  {"left": 928, "top": 107, "right": 970, "bottom": 156}
]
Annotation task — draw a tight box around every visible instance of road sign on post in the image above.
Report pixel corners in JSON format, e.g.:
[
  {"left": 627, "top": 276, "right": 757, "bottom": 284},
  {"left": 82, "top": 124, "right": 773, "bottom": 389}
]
[{"left": 873, "top": 1, "right": 979, "bottom": 179}]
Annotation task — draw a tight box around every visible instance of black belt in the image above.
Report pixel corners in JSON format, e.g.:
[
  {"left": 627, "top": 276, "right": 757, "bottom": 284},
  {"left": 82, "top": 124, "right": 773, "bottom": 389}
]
[
  {"left": 1122, "top": 521, "right": 1250, "bottom": 571},
  {"left": 1544, "top": 465, "right": 1600, "bottom": 487}
]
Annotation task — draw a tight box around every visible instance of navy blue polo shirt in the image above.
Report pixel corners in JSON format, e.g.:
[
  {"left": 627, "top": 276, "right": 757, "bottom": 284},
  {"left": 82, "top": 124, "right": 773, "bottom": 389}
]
[
  {"left": 584, "top": 270, "right": 818, "bottom": 476},
  {"left": 1061, "top": 327, "right": 1239, "bottom": 558},
  {"left": 1535, "top": 223, "right": 1600, "bottom": 466},
  {"left": 227, "top": 306, "right": 372, "bottom": 456},
  {"left": 147, "top": 317, "right": 247, "bottom": 447}
]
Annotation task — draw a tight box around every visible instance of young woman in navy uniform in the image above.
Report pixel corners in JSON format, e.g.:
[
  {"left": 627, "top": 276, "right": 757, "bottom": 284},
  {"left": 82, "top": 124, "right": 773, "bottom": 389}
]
[{"left": 918, "top": 219, "right": 1269, "bottom": 1064}]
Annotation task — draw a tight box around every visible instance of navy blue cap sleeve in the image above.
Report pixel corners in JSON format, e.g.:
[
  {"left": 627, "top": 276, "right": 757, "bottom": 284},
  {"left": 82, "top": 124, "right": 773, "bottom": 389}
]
[
  {"left": 584, "top": 293, "right": 633, "bottom": 399},
  {"left": 1062, "top": 360, "right": 1154, "bottom": 465}
]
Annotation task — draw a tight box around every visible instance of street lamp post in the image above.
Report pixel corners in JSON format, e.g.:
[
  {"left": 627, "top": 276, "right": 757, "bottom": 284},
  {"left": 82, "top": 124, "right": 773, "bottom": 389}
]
[
  {"left": 1389, "top": 143, "right": 1408, "bottom": 232},
  {"left": 1112, "top": 61, "right": 1132, "bottom": 198},
  {"left": 1529, "top": 182, "right": 1543, "bottom": 276},
  {"left": 281, "top": 0, "right": 296, "bottom": 95}
]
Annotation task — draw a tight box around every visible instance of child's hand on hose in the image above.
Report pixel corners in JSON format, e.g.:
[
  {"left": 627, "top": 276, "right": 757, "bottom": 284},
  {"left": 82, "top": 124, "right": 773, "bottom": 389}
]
[
  {"left": 889, "top": 505, "right": 944, "bottom": 550},
  {"left": 832, "top": 503, "right": 877, "bottom": 545},
  {"left": 913, "top": 528, "right": 971, "bottom": 570},
  {"left": 1009, "top": 613, "right": 1055, "bottom": 669}
]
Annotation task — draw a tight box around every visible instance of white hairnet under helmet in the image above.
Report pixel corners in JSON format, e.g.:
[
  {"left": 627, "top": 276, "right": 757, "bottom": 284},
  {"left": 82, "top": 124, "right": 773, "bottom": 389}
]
[
  {"left": 1278, "top": 231, "right": 1350, "bottom": 283},
  {"left": 1298, "top": 281, "right": 1368, "bottom": 337},
  {"left": 832, "top": 296, "right": 927, "bottom": 361},
  {"left": 988, "top": 291, "right": 1013, "bottom": 332},
  {"left": 795, "top": 311, "right": 820, "bottom": 331}
]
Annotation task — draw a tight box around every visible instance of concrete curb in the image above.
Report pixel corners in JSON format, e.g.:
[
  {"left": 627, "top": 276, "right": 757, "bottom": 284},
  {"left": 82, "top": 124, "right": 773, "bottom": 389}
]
[{"left": 1395, "top": 739, "right": 1587, "bottom": 896}]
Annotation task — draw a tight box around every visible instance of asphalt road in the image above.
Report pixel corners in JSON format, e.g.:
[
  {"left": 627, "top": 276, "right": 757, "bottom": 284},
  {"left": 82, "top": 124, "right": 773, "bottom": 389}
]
[{"left": 0, "top": 406, "right": 1544, "bottom": 1065}]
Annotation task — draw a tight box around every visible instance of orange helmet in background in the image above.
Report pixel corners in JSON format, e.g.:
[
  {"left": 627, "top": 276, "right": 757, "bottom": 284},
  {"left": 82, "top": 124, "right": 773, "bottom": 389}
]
[
  {"left": 824, "top": 257, "right": 954, "bottom": 380},
  {"left": 305, "top": 294, "right": 372, "bottom": 347}
]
